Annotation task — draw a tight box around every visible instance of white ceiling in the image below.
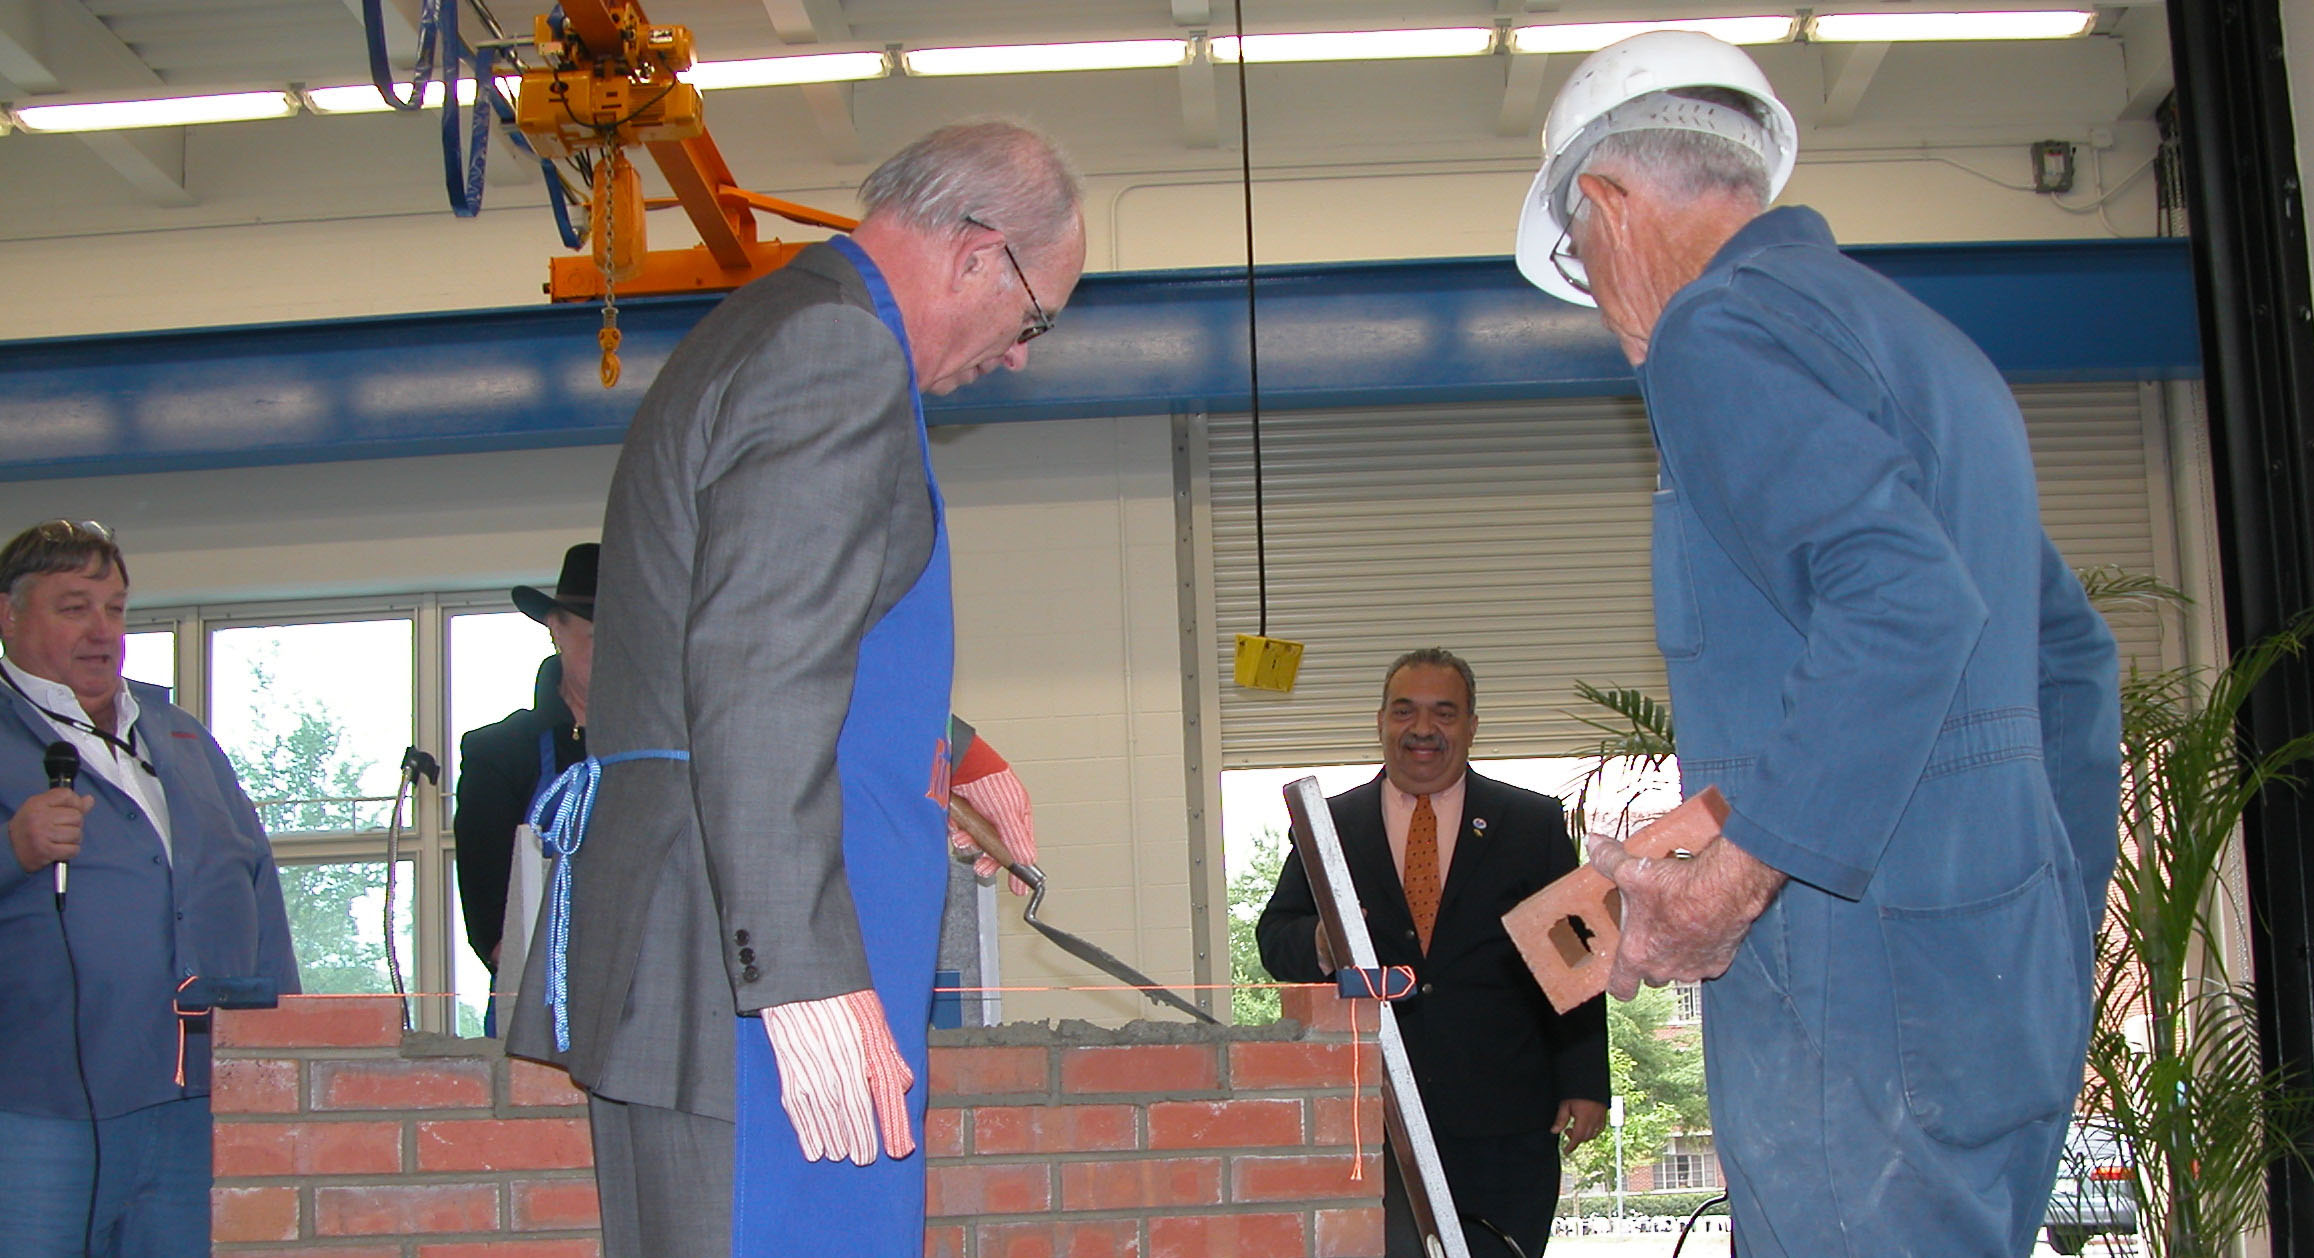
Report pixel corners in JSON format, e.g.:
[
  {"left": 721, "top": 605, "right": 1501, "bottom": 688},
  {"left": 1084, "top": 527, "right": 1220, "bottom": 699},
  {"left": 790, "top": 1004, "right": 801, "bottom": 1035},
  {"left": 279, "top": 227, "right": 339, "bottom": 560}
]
[{"left": 0, "top": 2, "right": 2175, "bottom": 249}]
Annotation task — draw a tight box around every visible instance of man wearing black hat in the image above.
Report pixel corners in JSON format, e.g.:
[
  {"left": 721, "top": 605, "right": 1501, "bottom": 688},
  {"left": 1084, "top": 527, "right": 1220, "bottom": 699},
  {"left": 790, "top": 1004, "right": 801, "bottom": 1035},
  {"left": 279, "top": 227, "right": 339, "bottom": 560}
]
[{"left": 454, "top": 544, "right": 596, "bottom": 1004}]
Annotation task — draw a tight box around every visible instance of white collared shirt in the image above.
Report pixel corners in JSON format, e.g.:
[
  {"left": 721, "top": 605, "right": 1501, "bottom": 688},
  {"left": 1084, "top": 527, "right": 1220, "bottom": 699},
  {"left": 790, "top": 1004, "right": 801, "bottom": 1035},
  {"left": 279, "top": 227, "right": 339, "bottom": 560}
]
[{"left": 3, "top": 658, "right": 173, "bottom": 861}]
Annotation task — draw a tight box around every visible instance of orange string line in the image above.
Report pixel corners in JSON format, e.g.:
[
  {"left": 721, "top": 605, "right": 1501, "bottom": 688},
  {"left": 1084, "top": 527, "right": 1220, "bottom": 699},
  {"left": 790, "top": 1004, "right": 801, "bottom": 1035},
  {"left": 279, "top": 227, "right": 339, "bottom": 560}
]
[{"left": 285, "top": 982, "right": 1346, "bottom": 999}]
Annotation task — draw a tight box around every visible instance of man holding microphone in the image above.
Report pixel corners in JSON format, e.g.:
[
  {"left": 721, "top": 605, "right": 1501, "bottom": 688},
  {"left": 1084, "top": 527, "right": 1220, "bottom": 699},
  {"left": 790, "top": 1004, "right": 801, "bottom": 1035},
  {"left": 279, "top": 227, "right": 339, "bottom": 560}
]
[{"left": 0, "top": 519, "right": 299, "bottom": 1258}]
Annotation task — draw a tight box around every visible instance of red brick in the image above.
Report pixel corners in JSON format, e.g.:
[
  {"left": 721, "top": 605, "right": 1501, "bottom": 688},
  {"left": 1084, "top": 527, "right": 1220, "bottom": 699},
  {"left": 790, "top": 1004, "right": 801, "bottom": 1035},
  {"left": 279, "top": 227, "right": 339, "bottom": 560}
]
[
  {"left": 417, "top": 1244, "right": 599, "bottom": 1258},
  {"left": 217, "top": 996, "right": 403, "bottom": 1048},
  {"left": 929, "top": 1046, "right": 1048, "bottom": 1095},
  {"left": 226, "top": 1249, "right": 400, "bottom": 1258},
  {"left": 1309, "top": 1095, "right": 1386, "bottom": 1146},
  {"left": 1150, "top": 1212, "right": 1305, "bottom": 1258},
  {"left": 1317, "top": 1206, "right": 1385, "bottom": 1258},
  {"left": 214, "top": 1121, "right": 295, "bottom": 1176},
  {"left": 1148, "top": 1098, "right": 1302, "bottom": 1150},
  {"left": 1059, "top": 1045, "right": 1218, "bottom": 1095},
  {"left": 1231, "top": 1153, "right": 1385, "bottom": 1203},
  {"left": 1057, "top": 1157, "right": 1223, "bottom": 1211},
  {"left": 215, "top": 1120, "right": 403, "bottom": 1176},
  {"left": 973, "top": 1103, "right": 1139, "bottom": 1155},
  {"left": 925, "top": 1224, "right": 967, "bottom": 1258},
  {"left": 314, "top": 1059, "right": 492, "bottom": 1111},
  {"left": 213, "top": 1185, "right": 299, "bottom": 1242},
  {"left": 512, "top": 1178, "right": 601, "bottom": 1230},
  {"left": 509, "top": 1058, "right": 589, "bottom": 1107},
  {"left": 297, "top": 1122, "right": 408, "bottom": 1175},
  {"left": 1228, "top": 1041, "right": 1376, "bottom": 1090},
  {"left": 316, "top": 1183, "right": 500, "bottom": 1235},
  {"left": 927, "top": 1162, "right": 1053, "bottom": 1216},
  {"left": 1280, "top": 982, "right": 1358, "bottom": 1033},
  {"left": 976, "top": 1219, "right": 1142, "bottom": 1258},
  {"left": 213, "top": 1057, "right": 300, "bottom": 1114},
  {"left": 417, "top": 1117, "right": 593, "bottom": 1171},
  {"left": 923, "top": 1107, "right": 967, "bottom": 1158}
]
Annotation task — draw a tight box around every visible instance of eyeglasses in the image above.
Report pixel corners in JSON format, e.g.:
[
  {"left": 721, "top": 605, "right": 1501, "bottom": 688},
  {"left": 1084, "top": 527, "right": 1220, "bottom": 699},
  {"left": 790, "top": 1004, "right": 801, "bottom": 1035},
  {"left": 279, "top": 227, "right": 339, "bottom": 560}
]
[
  {"left": 1549, "top": 173, "right": 1630, "bottom": 299},
  {"left": 34, "top": 519, "right": 113, "bottom": 542},
  {"left": 963, "top": 215, "right": 1057, "bottom": 345}
]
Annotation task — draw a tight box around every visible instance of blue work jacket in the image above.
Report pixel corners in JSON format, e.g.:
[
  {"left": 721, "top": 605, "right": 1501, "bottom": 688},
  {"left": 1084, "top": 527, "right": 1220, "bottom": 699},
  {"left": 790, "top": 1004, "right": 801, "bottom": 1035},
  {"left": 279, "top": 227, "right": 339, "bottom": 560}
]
[
  {"left": 1638, "top": 206, "right": 2121, "bottom": 917},
  {"left": 0, "top": 681, "right": 300, "bottom": 1119}
]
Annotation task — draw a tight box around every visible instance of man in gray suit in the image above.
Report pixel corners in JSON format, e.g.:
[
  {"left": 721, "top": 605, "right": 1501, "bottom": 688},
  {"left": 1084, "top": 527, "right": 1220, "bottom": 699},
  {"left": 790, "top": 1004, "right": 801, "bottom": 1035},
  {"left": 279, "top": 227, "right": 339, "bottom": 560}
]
[{"left": 507, "top": 121, "right": 1085, "bottom": 1258}]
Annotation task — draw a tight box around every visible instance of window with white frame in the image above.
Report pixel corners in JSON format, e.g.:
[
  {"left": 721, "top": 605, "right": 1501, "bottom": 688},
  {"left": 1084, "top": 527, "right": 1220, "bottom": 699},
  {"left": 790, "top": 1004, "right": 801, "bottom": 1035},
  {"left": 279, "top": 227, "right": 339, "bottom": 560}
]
[{"left": 130, "top": 594, "right": 550, "bottom": 1037}]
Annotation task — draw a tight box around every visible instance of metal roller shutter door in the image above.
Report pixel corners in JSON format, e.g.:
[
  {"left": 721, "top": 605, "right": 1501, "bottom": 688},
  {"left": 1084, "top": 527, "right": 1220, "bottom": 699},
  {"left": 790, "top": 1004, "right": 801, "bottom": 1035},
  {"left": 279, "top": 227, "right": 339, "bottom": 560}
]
[{"left": 1209, "top": 382, "right": 2163, "bottom": 768}]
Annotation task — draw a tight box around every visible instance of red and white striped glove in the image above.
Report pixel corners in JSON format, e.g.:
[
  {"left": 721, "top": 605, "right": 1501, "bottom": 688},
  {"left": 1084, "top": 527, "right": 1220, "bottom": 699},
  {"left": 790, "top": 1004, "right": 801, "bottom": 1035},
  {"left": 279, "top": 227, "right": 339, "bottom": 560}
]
[
  {"left": 947, "top": 735, "right": 1038, "bottom": 897},
  {"left": 758, "top": 989, "right": 916, "bottom": 1165}
]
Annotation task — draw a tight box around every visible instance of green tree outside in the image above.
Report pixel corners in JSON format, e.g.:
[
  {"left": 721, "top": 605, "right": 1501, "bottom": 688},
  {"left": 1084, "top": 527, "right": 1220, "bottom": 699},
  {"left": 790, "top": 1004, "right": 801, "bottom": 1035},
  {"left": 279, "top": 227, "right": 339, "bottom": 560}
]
[
  {"left": 222, "top": 655, "right": 409, "bottom": 998},
  {"left": 1564, "top": 984, "right": 1709, "bottom": 1197},
  {"left": 1228, "top": 825, "right": 1292, "bottom": 1024}
]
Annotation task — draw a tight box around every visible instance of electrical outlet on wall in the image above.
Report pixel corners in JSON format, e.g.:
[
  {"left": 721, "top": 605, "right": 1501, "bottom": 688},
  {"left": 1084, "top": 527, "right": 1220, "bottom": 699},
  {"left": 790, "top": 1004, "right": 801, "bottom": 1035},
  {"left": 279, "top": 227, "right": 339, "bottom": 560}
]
[{"left": 2033, "top": 140, "right": 2078, "bottom": 194}]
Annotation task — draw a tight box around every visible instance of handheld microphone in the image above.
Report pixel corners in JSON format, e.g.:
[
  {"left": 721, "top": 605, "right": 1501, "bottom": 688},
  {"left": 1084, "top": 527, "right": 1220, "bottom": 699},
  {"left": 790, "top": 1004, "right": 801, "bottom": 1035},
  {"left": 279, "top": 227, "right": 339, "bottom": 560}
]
[{"left": 43, "top": 741, "right": 77, "bottom": 904}]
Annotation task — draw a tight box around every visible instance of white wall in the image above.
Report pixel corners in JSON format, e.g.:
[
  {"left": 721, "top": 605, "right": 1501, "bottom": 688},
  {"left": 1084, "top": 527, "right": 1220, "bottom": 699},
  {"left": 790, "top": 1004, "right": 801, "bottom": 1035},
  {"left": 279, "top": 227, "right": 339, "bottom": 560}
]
[
  {"left": 0, "top": 138, "right": 2164, "bottom": 341},
  {"left": 5, "top": 416, "right": 1197, "bottom": 1025},
  {"left": 0, "top": 27, "right": 2165, "bottom": 339}
]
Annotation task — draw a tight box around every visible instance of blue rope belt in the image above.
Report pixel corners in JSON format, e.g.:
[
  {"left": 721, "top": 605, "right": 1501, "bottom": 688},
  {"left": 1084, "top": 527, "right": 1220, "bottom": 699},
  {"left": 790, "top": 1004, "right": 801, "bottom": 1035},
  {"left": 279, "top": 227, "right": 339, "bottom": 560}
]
[{"left": 530, "top": 748, "right": 690, "bottom": 1051}]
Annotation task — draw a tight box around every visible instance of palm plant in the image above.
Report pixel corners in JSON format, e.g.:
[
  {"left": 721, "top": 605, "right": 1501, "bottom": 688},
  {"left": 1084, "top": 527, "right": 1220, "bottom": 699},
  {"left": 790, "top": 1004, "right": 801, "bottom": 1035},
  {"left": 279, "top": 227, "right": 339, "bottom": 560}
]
[
  {"left": 2084, "top": 612, "right": 2314, "bottom": 1258},
  {"left": 1563, "top": 680, "right": 1676, "bottom": 840}
]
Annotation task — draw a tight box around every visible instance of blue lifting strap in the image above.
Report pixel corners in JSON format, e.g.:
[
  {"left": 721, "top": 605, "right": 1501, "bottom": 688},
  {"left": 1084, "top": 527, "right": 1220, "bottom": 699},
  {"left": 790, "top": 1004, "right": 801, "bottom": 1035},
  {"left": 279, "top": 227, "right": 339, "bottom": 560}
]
[{"left": 531, "top": 748, "right": 690, "bottom": 1051}]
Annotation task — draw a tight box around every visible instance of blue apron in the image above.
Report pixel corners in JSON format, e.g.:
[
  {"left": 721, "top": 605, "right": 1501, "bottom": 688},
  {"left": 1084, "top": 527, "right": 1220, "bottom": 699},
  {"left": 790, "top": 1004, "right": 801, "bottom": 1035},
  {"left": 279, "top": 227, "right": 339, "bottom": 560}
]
[{"left": 730, "top": 235, "right": 955, "bottom": 1257}]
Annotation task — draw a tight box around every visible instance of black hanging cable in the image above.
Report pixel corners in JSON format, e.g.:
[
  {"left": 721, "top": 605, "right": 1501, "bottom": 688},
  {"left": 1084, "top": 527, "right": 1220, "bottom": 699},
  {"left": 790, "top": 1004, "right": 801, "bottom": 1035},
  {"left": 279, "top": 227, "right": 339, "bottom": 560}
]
[
  {"left": 60, "top": 908, "right": 100, "bottom": 1257},
  {"left": 1231, "top": 0, "right": 1270, "bottom": 638}
]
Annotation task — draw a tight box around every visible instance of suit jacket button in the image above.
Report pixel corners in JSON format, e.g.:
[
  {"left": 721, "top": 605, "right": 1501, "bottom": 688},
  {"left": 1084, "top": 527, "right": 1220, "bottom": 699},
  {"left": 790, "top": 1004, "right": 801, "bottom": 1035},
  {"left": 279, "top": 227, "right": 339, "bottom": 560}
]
[
  {"left": 735, "top": 930, "right": 751, "bottom": 946},
  {"left": 739, "top": 948, "right": 756, "bottom": 964},
  {"left": 1420, "top": 982, "right": 1434, "bottom": 995},
  {"left": 1404, "top": 928, "right": 1417, "bottom": 941},
  {"left": 742, "top": 965, "right": 762, "bottom": 983}
]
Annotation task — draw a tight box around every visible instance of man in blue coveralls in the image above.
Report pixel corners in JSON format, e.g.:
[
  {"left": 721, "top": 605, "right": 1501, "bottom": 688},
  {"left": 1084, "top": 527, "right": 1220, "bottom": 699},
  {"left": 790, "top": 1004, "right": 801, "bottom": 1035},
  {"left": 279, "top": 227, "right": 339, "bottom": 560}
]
[
  {"left": 1511, "top": 32, "right": 2122, "bottom": 1257},
  {"left": 507, "top": 122, "right": 1085, "bottom": 1258}
]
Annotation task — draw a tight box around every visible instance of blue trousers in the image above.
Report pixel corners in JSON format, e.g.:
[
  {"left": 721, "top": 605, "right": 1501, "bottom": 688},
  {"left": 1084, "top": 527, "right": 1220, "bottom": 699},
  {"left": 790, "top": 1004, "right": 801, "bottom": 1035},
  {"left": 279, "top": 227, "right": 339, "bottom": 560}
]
[
  {"left": 0, "top": 1096, "right": 213, "bottom": 1258},
  {"left": 1705, "top": 875, "right": 2081, "bottom": 1258}
]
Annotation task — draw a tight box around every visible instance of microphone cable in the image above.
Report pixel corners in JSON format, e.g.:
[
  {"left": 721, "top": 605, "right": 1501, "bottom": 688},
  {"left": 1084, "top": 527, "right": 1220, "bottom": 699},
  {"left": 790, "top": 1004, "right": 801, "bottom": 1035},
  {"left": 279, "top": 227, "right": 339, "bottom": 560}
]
[{"left": 56, "top": 878, "right": 103, "bottom": 1256}]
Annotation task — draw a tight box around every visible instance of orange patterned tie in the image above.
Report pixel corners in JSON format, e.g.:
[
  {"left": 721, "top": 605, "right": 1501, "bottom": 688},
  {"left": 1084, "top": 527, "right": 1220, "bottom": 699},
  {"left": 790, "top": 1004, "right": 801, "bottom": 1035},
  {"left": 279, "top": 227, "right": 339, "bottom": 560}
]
[{"left": 1405, "top": 794, "right": 1440, "bottom": 953}]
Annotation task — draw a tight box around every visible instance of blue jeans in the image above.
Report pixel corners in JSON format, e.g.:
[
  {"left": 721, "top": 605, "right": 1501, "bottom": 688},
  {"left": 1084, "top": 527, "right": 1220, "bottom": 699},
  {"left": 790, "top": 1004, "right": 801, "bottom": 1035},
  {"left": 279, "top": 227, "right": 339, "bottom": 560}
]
[{"left": 0, "top": 1096, "right": 213, "bottom": 1258}]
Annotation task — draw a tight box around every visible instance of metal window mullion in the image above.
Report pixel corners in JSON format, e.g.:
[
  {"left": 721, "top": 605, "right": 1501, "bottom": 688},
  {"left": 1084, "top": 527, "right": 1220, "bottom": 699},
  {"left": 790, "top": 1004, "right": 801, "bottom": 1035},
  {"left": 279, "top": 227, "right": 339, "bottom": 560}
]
[{"left": 411, "top": 592, "right": 449, "bottom": 1034}]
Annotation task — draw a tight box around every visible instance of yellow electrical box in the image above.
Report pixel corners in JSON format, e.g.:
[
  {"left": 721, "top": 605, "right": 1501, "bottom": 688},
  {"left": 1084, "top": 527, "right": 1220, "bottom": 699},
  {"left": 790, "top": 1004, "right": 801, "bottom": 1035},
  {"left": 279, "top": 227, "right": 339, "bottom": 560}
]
[
  {"left": 516, "top": 68, "right": 703, "bottom": 159},
  {"left": 1233, "top": 633, "right": 1305, "bottom": 693}
]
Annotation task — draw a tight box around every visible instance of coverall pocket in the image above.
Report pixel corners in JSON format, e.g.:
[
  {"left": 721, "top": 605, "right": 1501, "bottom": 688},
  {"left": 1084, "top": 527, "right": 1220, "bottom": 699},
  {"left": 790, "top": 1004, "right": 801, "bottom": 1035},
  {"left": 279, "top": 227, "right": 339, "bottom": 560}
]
[
  {"left": 1879, "top": 862, "right": 2081, "bottom": 1148},
  {"left": 1650, "top": 490, "right": 1705, "bottom": 660}
]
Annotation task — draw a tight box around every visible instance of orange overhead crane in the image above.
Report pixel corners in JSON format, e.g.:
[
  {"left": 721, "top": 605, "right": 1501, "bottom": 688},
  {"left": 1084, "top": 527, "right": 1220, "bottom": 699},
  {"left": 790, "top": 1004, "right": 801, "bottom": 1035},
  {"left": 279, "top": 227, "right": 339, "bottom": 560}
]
[{"left": 509, "top": 0, "right": 856, "bottom": 382}]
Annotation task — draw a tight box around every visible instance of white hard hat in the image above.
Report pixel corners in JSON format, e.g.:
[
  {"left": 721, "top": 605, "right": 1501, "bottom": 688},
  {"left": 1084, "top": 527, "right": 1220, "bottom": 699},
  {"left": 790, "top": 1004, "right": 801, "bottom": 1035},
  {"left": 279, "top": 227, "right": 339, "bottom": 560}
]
[{"left": 1513, "top": 30, "right": 1797, "bottom": 306}]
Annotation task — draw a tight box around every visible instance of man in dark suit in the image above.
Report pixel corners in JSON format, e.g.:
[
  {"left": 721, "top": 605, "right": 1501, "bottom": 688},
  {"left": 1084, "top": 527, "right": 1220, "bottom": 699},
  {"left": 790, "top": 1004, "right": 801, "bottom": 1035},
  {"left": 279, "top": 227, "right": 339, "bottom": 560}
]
[
  {"left": 506, "top": 121, "right": 1084, "bottom": 1258},
  {"left": 453, "top": 543, "right": 594, "bottom": 1010},
  {"left": 1259, "top": 648, "right": 1609, "bottom": 1258}
]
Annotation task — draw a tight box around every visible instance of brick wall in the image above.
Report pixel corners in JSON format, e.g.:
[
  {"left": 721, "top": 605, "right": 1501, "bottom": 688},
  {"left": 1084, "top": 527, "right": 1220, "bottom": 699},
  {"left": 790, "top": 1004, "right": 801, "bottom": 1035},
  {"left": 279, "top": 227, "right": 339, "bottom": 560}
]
[{"left": 212, "top": 988, "right": 1384, "bottom": 1258}]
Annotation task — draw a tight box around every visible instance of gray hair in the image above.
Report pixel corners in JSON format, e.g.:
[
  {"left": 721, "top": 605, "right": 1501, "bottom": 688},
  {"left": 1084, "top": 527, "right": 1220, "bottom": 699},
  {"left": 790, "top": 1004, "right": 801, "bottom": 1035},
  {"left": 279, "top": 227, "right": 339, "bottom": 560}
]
[
  {"left": 1, "top": 520, "right": 128, "bottom": 607},
  {"left": 1579, "top": 87, "right": 1773, "bottom": 214},
  {"left": 857, "top": 119, "right": 1084, "bottom": 264},
  {"left": 1381, "top": 648, "right": 1477, "bottom": 713}
]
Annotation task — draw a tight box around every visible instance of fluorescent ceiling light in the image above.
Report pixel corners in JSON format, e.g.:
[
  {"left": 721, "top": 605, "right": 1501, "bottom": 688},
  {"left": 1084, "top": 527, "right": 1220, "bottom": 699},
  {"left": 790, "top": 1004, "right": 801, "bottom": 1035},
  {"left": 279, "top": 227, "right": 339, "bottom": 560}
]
[
  {"left": 1210, "top": 28, "right": 1496, "bottom": 64},
  {"left": 1513, "top": 16, "right": 1798, "bottom": 55},
  {"left": 303, "top": 78, "right": 522, "bottom": 114},
  {"left": 685, "top": 51, "right": 890, "bottom": 89},
  {"left": 902, "top": 39, "right": 1188, "bottom": 77},
  {"left": 13, "top": 90, "right": 298, "bottom": 133},
  {"left": 1807, "top": 10, "right": 2096, "bottom": 42}
]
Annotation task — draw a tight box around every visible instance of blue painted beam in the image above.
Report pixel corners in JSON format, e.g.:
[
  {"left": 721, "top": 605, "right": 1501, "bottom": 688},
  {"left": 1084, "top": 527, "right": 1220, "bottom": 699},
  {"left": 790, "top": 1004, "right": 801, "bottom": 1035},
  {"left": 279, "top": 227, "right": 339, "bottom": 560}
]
[{"left": 0, "top": 237, "right": 2198, "bottom": 482}]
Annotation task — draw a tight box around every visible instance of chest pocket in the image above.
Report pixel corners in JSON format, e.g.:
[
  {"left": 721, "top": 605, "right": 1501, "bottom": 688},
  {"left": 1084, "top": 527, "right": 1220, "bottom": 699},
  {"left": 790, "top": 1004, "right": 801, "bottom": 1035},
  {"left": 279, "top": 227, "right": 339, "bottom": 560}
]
[{"left": 1652, "top": 489, "right": 1706, "bottom": 661}]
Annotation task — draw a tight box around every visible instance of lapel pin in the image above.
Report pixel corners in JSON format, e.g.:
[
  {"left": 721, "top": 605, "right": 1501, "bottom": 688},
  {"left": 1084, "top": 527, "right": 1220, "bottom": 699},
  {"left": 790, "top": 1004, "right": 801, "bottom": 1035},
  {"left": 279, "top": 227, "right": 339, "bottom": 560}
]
[{"left": 1471, "top": 817, "right": 1487, "bottom": 835}]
